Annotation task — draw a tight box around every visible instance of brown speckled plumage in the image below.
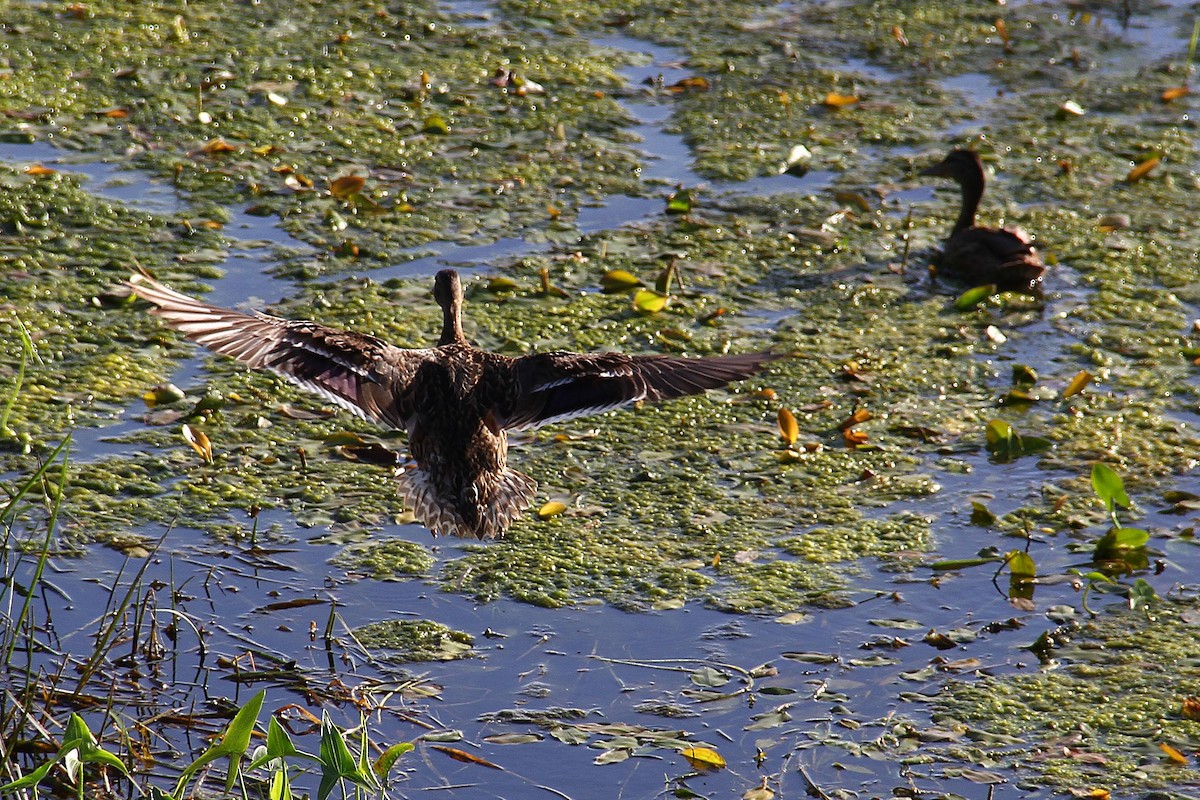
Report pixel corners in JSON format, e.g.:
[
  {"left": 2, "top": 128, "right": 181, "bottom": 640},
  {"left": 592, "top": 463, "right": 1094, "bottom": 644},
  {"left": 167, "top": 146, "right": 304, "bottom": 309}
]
[
  {"left": 127, "top": 270, "right": 777, "bottom": 538},
  {"left": 921, "top": 149, "right": 1045, "bottom": 293}
]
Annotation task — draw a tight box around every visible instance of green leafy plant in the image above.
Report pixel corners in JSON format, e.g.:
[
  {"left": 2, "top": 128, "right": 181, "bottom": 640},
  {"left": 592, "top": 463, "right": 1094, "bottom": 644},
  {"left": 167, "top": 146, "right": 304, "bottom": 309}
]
[
  {"left": 984, "top": 419, "right": 1051, "bottom": 462},
  {"left": 0, "top": 713, "right": 129, "bottom": 800}
]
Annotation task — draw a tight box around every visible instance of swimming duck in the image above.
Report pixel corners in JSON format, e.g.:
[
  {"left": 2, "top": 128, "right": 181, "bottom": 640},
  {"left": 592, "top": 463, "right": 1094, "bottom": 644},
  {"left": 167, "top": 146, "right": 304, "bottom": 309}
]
[
  {"left": 920, "top": 149, "right": 1044, "bottom": 293},
  {"left": 127, "top": 270, "right": 777, "bottom": 539}
]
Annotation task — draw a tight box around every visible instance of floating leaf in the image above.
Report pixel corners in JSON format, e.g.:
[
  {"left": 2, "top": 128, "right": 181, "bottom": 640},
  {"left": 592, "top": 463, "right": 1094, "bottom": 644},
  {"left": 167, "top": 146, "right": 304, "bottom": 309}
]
[
  {"left": 181, "top": 424, "right": 213, "bottom": 463},
  {"left": 633, "top": 289, "right": 669, "bottom": 313},
  {"left": 668, "top": 76, "right": 709, "bottom": 93},
  {"left": 1007, "top": 550, "right": 1036, "bottom": 578},
  {"left": 954, "top": 284, "right": 997, "bottom": 310},
  {"left": 482, "top": 733, "right": 543, "bottom": 745},
  {"left": 681, "top": 746, "right": 726, "bottom": 771},
  {"left": 538, "top": 501, "right": 567, "bottom": 519},
  {"left": 1063, "top": 370, "right": 1092, "bottom": 399},
  {"left": 1162, "top": 86, "right": 1190, "bottom": 102},
  {"left": 423, "top": 114, "right": 450, "bottom": 134},
  {"left": 329, "top": 175, "right": 366, "bottom": 199},
  {"left": 487, "top": 276, "right": 520, "bottom": 292},
  {"left": 970, "top": 501, "right": 996, "bottom": 526},
  {"left": 823, "top": 92, "right": 859, "bottom": 107},
  {"left": 196, "top": 138, "right": 237, "bottom": 155},
  {"left": 666, "top": 187, "right": 695, "bottom": 215},
  {"left": 24, "top": 164, "right": 56, "bottom": 176},
  {"left": 143, "top": 383, "right": 185, "bottom": 407},
  {"left": 1056, "top": 100, "right": 1086, "bottom": 118},
  {"left": 1125, "top": 155, "right": 1160, "bottom": 183},
  {"left": 1091, "top": 464, "right": 1130, "bottom": 512},
  {"left": 777, "top": 408, "right": 799, "bottom": 446},
  {"left": 1159, "top": 742, "right": 1189, "bottom": 765},
  {"left": 743, "top": 781, "right": 774, "bottom": 800},
  {"left": 1182, "top": 697, "right": 1200, "bottom": 722},
  {"left": 429, "top": 745, "right": 502, "bottom": 770},
  {"left": 600, "top": 269, "right": 643, "bottom": 293}
]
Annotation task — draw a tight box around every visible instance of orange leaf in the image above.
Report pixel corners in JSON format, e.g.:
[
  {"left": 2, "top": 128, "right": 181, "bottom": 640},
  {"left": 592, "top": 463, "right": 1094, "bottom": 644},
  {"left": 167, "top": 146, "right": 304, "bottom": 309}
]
[
  {"left": 777, "top": 408, "right": 799, "bottom": 446},
  {"left": 330, "top": 174, "right": 366, "bottom": 199},
  {"left": 1162, "top": 86, "right": 1190, "bottom": 102},
  {"left": 23, "top": 164, "right": 56, "bottom": 176},
  {"left": 668, "top": 76, "right": 710, "bottom": 93},
  {"left": 430, "top": 745, "right": 503, "bottom": 770},
  {"left": 1159, "top": 742, "right": 1189, "bottom": 764},
  {"left": 1125, "top": 156, "right": 1160, "bottom": 183},
  {"left": 839, "top": 408, "right": 872, "bottom": 429},
  {"left": 890, "top": 25, "right": 909, "bottom": 46},
  {"left": 823, "top": 92, "right": 859, "bottom": 108},
  {"left": 1183, "top": 696, "right": 1200, "bottom": 721},
  {"left": 95, "top": 107, "right": 129, "bottom": 118},
  {"left": 1062, "top": 370, "right": 1092, "bottom": 399},
  {"left": 843, "top": 429, "right": 869, "bottom": 447},
  {"left": 196, "top": 138, "right": 237, "bottom": 155}
]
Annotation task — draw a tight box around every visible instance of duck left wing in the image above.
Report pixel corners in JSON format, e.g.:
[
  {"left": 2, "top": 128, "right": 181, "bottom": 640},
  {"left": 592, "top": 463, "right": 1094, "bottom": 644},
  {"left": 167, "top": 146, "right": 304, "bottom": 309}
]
[
  {"left": 127, "top": 275, "right": 417, "bottom": 430},
  {"left": 495, "top": 350, "right": 777, "bottom": 431}
]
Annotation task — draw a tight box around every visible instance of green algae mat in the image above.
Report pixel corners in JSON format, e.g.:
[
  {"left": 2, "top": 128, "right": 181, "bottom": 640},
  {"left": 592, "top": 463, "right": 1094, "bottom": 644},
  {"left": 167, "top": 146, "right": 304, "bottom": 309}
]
[{"left": 2, "top": 0, "right": 1200, "bottom": 797}]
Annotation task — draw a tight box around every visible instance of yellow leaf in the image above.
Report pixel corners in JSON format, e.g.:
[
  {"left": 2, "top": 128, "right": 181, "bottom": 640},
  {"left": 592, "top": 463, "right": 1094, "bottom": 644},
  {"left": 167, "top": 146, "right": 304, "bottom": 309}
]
[
  {"left": 1159, "top": 742, "right": 1189, "bottom": 764},
  {"left": 330, "top": 174, "right": 366, "bottom": 199},
  {"left": 681, "top": 746, "right": 726, "bottom": 771},
  {"left": 823, "top": 92, "right": 859, "bottom": 108},
  {"left": 1062, "top": 370, "right": 1092, "bottom": 399},
  {"left": 1125, "top": 156, "right": 1160, "bottom": 183},
  {"left": 668, "top": 76, "right": 710, "bottom": 93},
  {"left": 181, "top": 424, "right": 213, "bottom": 463},
  {"left": 777, "top": 407, "right": 799, "bottom": 446},
  {"left": 599, "top": 269, "right": 643, "bottom": 293},
  {"left": 538, "top": 501, "right": 567, "bottom": 519},
  {"left": 633, "top": 289, "right": 669, "bottom": 313},
  {"left": 1162, "top": 86, "right": 1190, "bottom": 102}
]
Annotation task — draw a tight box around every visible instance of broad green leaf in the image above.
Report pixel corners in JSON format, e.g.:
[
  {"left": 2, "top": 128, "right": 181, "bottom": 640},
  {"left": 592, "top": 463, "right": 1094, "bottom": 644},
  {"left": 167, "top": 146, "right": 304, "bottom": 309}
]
[
  {"left": 689, "top": 666, "right": 730, "bottom": 688},
  {"left": 599, "top": 269, "right": 643, "bottom": 293},
  {"left": 633, "top": 289, "right": 669, "bottom": 313},
  {"left": 665, "top": 188, "right": 694, "bottom": 215},
  {"left": 1093, "top": 527, "right": 1149, "bottom": 561},
  {"left": 1006, "top": 551, "right": 1036, "bottom": 578},
  {"left": 954, "top": 284, "right": 997, "bottom": 310},
  {"left": 1091, "top": 464, "right": 1130, "bottom": 512},
  {"left": 373, "top": 742, "right": 415, "bottom": 778}
]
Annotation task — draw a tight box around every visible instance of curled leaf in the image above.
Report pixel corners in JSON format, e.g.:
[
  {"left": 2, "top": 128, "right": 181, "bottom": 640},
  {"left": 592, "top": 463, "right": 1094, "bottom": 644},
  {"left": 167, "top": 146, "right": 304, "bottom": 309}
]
[
  {"left": 777, "top": 408, "right": 799, "bottom": 446},
  {"left": 1062, "top": 370, "right": 1092, "bottom": 399},
  {"left": 823, "top": 92, "right": 859, "bottom": 108},
  {"left": 1125, "top": 156, "right": 1160, "bottom": 184},
  {"left": 181, "top": 424, "right": 213, "bottom": 463}
]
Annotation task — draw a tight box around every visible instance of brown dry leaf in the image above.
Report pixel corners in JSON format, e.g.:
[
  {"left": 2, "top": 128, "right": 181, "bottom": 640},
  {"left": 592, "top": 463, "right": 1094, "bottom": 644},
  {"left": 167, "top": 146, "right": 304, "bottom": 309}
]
[
  {"left": 1183, "top": 696, "right": 1200, "bottom": 721},
  {"left": 95, "top": 107, "right": 129, "bottom": 118},
  {"left": 823, "top": 92, "right": 859, "bottom": 108},
  {"left": 743, "top": 778, "right": 774, "bottom": 800},
  {"left": 1159, "top": 742, "right": 1189, "bottom": 764},
  {"left": 843, "top": 429, "right": 869, "bottom": 447},
  {"left": 839, "top": 408, "right": 872, "bottom": 429},
  {"left": 669, "top": 76, "right": 710, "bottom": 93},
  {"left": 181, "top": 424, "right": 213, "bottom": 463},
  {"left": 1162, "top": 86, "right": 1190, "bottom": 102},
  {"left": 430, "top": 745, "right": 504, "bottom": 770},
  {"left": 890, "top": 25, "right": 909, "bottom": 46},
  {"left": 195, "top": 138, "right": 237, "bottom": 155},
  {"left": 330, "top": 174, "right": 366, "bottom": 199},
  {"left": 1125, "top": 156, "right": 1160, "bottom": 183},
  {"left": 777, "top": 407, "right": 799, "bottom": 446},
  {"left": 994, "top": 18, "right": 1010, "bottom": 47},
  {"left": 1062, "top": 370, "right": 1093, "bottom": 399},
  {"left": 681, "top": 746, "right": 726, "bottom": 771}
]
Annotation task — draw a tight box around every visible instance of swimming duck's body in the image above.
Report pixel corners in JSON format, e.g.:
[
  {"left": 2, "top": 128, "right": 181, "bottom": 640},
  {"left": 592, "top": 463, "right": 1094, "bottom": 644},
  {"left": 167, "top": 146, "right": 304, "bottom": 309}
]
[{"left": 921, "top": 149, "right": 1044, "bottom": 293}]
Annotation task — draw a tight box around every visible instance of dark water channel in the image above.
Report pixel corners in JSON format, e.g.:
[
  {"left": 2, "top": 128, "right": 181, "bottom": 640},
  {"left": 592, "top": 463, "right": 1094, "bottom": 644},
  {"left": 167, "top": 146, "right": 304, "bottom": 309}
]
[{"left": 4, "top": 1, "right": 1200, "bottom": 798}]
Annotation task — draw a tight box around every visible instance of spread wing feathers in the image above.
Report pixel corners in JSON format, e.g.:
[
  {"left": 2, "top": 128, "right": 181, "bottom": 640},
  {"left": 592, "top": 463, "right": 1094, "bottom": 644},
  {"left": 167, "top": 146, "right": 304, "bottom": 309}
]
[
  {"left": 126, "top": 275, "right": 413, "bottom": 429},
  {"left": 498, "top": 350, "right": 777, "bottom": 431}
]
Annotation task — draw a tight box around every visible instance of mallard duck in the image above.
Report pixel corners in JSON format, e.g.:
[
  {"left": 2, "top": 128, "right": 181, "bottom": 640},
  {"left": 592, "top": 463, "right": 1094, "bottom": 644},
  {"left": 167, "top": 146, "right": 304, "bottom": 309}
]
[
  {"left": 920, "top": 149, "right": 1044, "bottom": 293},
  {"left": 127, "top": 270, "right": 777, "bottom": 539}
]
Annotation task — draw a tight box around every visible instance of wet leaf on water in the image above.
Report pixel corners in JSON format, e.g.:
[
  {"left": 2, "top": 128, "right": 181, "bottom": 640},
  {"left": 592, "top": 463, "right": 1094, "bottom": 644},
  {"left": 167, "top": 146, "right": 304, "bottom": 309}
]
[
  {"left": 1007, "top": 550, "right": 1036, "bottom": 578},
  {"left": 954, "top": 284, "right": 997, "bottom": 310},
  {"left": 668, "top": 76, "right": 709, "bottom": 93},
  {"left": 23, "top": 164, "right": 56, "bottom": 176},
  {"left": 1182, "top": 697, "right": 1200, "bottom": 721},
  {"left": 970, "top": 501, "right": 996, "bottom": 526},
  {"left": 594, "top": 748, "right": 629, "bottom": 765},
  {"left": 143, "top": 383, "right": 185, "bottom": 407},
  {"left": 742, "top": 780, "right": 774, "bottom": 800},
  {"left": 956, "top": 767, "right": 1007, "bottom": 784},
  {"left": 487, "top": 276, "right": 521, "bottom": 292},
  {"left": 429, "top": 745, "right": 503, "bottom": 770},
  {"left": 1162, "top": 86, "right": 1190, "bottom": 102},
  {"left": 987, "top": 326, "right": 1007, "bottom": 346},
  {"left": 651, "top": 598, "right": 685, "bottom": 611},
  {"left": 689, "top": 666, "right": 730, "bottom": 688},
  {"left": 774, "top": 611, "right": 811, "bottom": 625},
  {"left": 1125, "top": 155, "right": 1160, "bottom": 183},
  {"left": 1056, "top": 100, "right": 1086, "bottom": 118},
  {"left": 335, "top": 443, "right": 399, "bottom": 466},
  {"left": 839, "top": 408, "right": 871, "bottom": 429},
  {"left": 1159, "top": 742, "right": 1189, "bottom": 764},
  {"left": 1011, "top": 364, "right": 1038, "bottom": 387},
  {"left": 194, "top": 138, "right": 238, "bottom": 155},
  {"left": 1093, "top": 527, "right": 1149, "bottom": 561},
  {"left": 665, "top": 187, "right": 695, "bottom": 215},
  {"left": 423, "top": 114, "right": 450, "bottom": 134},
  {"left": 550, "top": 726, "right": 590, "bottom": 745},
  {"left": 1067, "top": 790, "right": 1110, "bottom": 800},
  {"left": 181, "top": 424, "right": 213, "bottom": 463},
  {"left": 95, "top": 107, "right": 130, "bottom": 118},
  {"left": 482, "top": 733, "right": 543, "bottom": 745},
  {"left": 868, "top": 618, "right": 922, "bottom": 630},
  {"left": 777, "top": 407, "right": 799, "bottom": 446},
  {"left": 833, "top": 190, "right": 870, "bottom": 212},
  {"left": 633, "top": 289, "right": 669, "bottom": 313},
  {"left": 325, "top": 431, "right": 366, "bottom": 446},
  {"left": 775, "top": 448, "right": 803, "bottom": 463},
  {"left": 745, "top": 708, "right": 790, "bottom": 731},
  {"left": 1063, "top": 370, "right": 1092, "bottom": 399},
  {"left": 538, "top": 501, "right": 567, "bottom": 519},
  {"left": 680, "top": 746, "right": 725, "bottom": 771},
  {"left": 329, "top": 174, "right": 366, "bottom": 199},
  {"left": 823, "top": 92, "right": 858, "bottom": 108},
  {"left": 600, "top": 269, "right": 643, "bottom": 293},
  {"left": 930, "top": 555, "right": 1003, "bottom": 570},
  {"left": 994, "top": 17, "right": 1010, "bottom": 47},
  {"left": 1091, "top": 464, "right": 1130, "bottom": 512}
]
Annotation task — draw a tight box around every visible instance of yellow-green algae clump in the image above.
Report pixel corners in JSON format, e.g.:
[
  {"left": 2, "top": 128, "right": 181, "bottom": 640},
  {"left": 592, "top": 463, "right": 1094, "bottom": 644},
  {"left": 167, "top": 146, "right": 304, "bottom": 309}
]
[{"left": 932, "top": 597, "right": 1200, "bottom": 792}]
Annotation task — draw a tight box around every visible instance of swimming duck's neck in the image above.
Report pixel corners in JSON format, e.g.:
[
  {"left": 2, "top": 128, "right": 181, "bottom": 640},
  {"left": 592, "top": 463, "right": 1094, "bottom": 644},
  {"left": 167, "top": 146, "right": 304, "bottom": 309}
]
[
  {"left": 438, "top": 296, "right": 465, "bottom": 346},
  {"left": 954, "top": 171, "right": 984, "bottom": 235}
]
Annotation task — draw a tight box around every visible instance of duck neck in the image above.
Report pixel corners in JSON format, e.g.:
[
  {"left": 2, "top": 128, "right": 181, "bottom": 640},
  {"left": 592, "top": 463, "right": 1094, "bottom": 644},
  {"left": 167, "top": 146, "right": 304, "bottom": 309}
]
[
  {"left": 954, "top": 172, "right": 984, "bottom": 235},
  {"left": 439, "top": 295, "right": 465, "bottom": 346}
]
